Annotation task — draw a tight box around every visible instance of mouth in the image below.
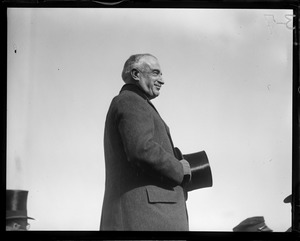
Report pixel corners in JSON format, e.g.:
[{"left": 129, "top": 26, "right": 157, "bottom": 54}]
[{"left": 155, "top": 85, "right": 161, "bottom": 90}]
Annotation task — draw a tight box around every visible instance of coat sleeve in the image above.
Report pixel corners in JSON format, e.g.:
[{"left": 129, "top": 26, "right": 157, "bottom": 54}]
[{"left": 116, "top": 96, "right": 185, "bottom": 185}]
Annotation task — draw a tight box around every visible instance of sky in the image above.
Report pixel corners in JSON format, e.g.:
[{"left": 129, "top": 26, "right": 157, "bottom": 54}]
[{"left": 6, "top": 8, "right": 293, "bottom": 231}]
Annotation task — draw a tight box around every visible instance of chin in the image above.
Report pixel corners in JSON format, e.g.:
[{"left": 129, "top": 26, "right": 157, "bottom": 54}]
[
  {"left": 153, "top": 93, "right": 160, "bottom": 98},
  {"left": 154, "top": 89, "right": 160, "bottom": 95},
  {"left": 148, "top": 90, "right": 160, "bottom": 99}
]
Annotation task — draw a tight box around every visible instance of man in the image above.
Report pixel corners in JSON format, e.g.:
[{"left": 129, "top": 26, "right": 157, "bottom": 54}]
[
  {"left": 6, "top": 190, "right": 34, "bottom": 231},
  {"left": 100, "top": 54, "right": 192, "bottom": 231}
]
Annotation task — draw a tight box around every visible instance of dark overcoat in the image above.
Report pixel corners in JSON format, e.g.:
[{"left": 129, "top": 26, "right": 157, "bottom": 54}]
[{"left": 100, "top": 84, "right": 188, "bottom": 231}]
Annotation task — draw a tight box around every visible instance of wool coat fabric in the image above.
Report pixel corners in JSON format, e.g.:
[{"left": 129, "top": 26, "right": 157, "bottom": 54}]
[{"left": 100, "top": 84, "right": 189, "bottom": 231}]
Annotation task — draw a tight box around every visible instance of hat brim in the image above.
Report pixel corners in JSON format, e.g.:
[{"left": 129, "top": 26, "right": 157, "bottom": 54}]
[
  {"left": 259, "top": 225, "right": 273, "bottom": 232},
  {"left": 6, "top": 215, "right": 35, "bottom": 220}
]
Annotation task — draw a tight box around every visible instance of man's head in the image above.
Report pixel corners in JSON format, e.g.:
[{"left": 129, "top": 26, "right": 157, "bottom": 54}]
[
  {"left": 122, "top": 54, "right": 164, "bottom": 99},
  {"left": 6, "top": 218, "right": 30, "bottom": 231}
]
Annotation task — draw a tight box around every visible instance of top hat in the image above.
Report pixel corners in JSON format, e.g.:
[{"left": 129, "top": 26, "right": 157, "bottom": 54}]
[
  {"left": 174, "top": 147, "right": 213, "bottom": 192},
  {"left": 6, "top": 190, "right": 34, "bottom": 220},
  {"left": 233, "top": 216, "right": 273, "bottom": 232}
]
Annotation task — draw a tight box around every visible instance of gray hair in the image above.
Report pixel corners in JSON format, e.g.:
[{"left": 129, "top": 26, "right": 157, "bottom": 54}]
[{"left": 121, "top": 53, "right": 156, "bottom": 83}]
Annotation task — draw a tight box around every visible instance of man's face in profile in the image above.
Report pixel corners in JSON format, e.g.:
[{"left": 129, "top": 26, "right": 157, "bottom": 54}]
[{"left": 137, "top": 56, "right": 164, "bottom": 100}]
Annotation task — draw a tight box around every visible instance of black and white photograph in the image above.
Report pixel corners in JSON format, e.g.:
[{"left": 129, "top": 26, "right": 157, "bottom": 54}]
[{"left": 5, "top": 3, "right": 297, "bottom": 237}]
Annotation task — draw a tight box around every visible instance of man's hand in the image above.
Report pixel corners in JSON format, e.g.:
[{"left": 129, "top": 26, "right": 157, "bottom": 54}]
[{"left": 180, "top": 159, "right": 191, "bottom": 185}]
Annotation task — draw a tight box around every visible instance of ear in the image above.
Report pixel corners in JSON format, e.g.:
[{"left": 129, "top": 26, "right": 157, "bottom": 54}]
[{"left": 131, "top": 69, "right": 140, "bottom": 81}]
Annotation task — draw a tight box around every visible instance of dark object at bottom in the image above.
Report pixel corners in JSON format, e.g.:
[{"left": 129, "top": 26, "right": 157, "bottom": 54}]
[{"left": 233, "top": 216, "right": 273, "bottom": 232}]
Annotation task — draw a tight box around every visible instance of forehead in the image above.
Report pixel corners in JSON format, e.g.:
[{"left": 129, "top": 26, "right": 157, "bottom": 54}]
[{"left": 140, "top": 56, "right": 161, "bottom": 70}]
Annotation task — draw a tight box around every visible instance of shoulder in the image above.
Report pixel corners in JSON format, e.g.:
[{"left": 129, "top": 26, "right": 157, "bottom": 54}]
[
  {"left": 107, "top": 91, "right": 151, "bottom": 121},
  {"left": 112, "top": 90, "right": 147, "bottom": 109}
]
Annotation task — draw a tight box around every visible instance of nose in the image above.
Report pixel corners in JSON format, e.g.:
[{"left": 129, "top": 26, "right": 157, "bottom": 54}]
[{"left": 157, "top": 75, "right": 164, "bottom": 85}]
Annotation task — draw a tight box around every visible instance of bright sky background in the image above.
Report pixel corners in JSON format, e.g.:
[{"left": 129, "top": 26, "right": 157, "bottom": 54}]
[{"left": 7, "top": 8, "right": 293, "bottom": 231}]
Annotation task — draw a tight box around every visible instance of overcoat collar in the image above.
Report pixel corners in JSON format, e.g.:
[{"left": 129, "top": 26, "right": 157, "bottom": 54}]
[
  {"left": 120, "top": 84, "right": 149, "bottom": 100},
  {"left": 120, "top": 84, "right": 159, "bottom": 112}
]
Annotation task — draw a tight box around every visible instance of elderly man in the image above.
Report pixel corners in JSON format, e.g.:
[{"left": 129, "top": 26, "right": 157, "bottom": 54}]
[{"left": 100, "top": 53, "right": 191, "bottom": 231}]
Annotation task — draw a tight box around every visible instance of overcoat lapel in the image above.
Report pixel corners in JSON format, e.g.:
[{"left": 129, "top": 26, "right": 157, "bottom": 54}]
[{"left": 147, "top": 99, "right": 176, "bottom": 153}]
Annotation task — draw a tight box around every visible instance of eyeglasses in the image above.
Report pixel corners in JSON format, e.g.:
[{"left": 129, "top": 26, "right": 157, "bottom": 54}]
[
  {"left": 135, "top": 68, "right": 162, "bottom": 77},
  {"left": 149, "top": 70, "right": 162, "bottom": 77}
]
